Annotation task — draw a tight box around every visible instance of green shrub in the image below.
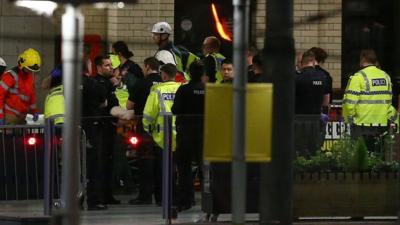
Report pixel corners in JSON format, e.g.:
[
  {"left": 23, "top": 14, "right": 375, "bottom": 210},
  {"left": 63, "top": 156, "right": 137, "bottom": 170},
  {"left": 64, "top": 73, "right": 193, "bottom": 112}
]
[{"left": 293, "top": 135, "right": 399, "bottom": 173}]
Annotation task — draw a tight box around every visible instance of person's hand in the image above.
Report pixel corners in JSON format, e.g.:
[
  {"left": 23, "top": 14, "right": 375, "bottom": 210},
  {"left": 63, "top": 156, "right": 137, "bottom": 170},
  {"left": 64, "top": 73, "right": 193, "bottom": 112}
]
[
  {"left": 321, "top": 113, "right": 329, "bottom": 124},
  {"left": 33, "top": 113, "right": 39, "bottom": 122},
  {"left": 0, "top": 119, "right": 4, "bottom": 125}
]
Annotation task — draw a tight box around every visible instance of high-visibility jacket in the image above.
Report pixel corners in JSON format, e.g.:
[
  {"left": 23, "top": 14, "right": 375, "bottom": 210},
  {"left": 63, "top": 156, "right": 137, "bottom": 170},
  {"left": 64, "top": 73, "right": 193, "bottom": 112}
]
[
  {"left": 0, "top": 67, "right": 38, "bottom": 121},
  {"left": 343, "top": 65, "right": 393, "bottom": 126},
  {"left": 207, "top": 52, "right": 225, "bottom": 83},
  {"left": 115, "top": 85, "right": 129, "bottom": 109},
  {"left": 142, "top": 81, "right": 181, "bottom": 149},
  {"left": 156, "top": 42, "right": 199, "bottom": 81},
  {"left": 44, "top": 85, "right": 64, "bottom": 124}
]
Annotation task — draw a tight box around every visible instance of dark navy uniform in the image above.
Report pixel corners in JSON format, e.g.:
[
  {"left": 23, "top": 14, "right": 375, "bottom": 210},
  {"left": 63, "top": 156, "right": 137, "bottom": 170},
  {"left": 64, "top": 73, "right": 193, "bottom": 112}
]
[
  {"left": 94, "top": 74, "right": 120, "bottom": 204},
  {"left": 81, "top": 75, "right": 107, "bottom": 209},
  {"left": 171, "top": 80, "right": 205, "bottom": 210},
  {"left": 315, "top": 65, "right": 333, "bottom": 103},
  {"left": 129, "top": 73, "right": 162, "bottom": 116},
  {"left": 295, "top": 66, "right": 329, "bottom": 156},
  {"left": 295, "top": 66, "right": 329, "bottom": 114}
]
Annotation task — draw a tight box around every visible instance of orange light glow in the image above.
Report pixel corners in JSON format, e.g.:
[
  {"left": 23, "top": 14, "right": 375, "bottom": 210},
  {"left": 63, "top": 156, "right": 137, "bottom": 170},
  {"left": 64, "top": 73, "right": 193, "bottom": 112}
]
[{"left": 211, "top": 3, "right": 232, "bottom": 42}]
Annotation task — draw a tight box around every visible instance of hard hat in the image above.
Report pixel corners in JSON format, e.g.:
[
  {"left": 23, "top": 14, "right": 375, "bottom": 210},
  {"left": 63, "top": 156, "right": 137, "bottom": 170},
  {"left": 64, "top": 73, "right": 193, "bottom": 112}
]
[
  {"left": 0, "top": 57, "right": 6, "bottom": 67},
  {"left": 151, "top": 22, "right": 172, "bottom": 34},
  {"left": 155, "top": 50, "right": 176, "bottom": 65},
  {"left": 18, "top": 48, "right": 41, "bottom": 72}
]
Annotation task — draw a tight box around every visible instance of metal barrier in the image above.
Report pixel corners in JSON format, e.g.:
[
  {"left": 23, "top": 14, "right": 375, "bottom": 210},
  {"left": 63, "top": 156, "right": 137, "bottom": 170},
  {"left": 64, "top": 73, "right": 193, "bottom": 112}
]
[
  {"left": 0, "top": 119, "right": 86, "bottom": 216},
  {"left": 0, "top": 124, "right": 45, "bottom": 201}
]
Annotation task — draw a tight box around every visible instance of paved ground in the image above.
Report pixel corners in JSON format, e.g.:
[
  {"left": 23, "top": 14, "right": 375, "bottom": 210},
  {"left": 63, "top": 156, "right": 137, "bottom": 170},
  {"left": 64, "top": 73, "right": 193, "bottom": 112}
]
[{"left": 0, "top": 197, "right": 398, "bottom": 225}]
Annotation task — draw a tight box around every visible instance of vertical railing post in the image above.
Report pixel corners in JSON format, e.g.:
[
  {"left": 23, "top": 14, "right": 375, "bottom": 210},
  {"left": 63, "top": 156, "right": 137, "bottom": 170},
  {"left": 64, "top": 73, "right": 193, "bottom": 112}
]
[
  {"left": 162, "top": 114, "right": 173, "bottom": 224},
  {"left": 61, "top": 4, "right": 83, "bottom": 225},
  {"left": 232, "top": 0, "right": 250, "bottom": 224},
  {"left": 43, "top": 118, "right": 54, "bottom": 215}
]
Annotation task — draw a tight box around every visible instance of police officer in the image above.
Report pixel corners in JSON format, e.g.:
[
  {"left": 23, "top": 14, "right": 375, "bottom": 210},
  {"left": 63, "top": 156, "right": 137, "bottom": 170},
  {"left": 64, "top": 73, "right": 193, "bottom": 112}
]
[
  {"left": 44, "top": 65, "right": 64, "bottom": 124},
  {"left": 202, "top": 36, "right": 225, "bottom": 83},
  {"left": 142, "top": 63, "right": 181, "bottom": 207},
  {"left": 81, "top": 70, "right": 108, "bottom": 210},
  {"left": 295, "top": 51, "right": 330, "bottom": 156},
  {"left": 308, "top": 47, "right": 333, "bottom": 103},
  {"left": 343, "top": 49, "right": 396, "bottom": 151},
  {"left": 93, "top": 55, "right": 121, "bottom": 205},
  {"left": 127, "top": 57, "right": 162, "bottom": 205},
  {"left": 172, "top": 60, "right": 206, "bottom": 212}
]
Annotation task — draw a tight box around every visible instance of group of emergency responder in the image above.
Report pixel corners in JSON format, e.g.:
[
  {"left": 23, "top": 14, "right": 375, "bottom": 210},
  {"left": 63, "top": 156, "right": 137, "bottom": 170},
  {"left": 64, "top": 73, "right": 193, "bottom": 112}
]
[
  {"left": 0, "top": 20, "right": 399, "bottom": 217},
  {"left": 295, "top": 47, "right": 399, "bottom": 156}
]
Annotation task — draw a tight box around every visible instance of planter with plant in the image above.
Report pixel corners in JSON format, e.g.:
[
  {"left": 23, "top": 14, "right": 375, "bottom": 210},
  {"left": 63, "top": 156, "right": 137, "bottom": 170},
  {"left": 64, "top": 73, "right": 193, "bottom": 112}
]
[{"left": 292, "top": 135, "right": 400, "bottom": 217}]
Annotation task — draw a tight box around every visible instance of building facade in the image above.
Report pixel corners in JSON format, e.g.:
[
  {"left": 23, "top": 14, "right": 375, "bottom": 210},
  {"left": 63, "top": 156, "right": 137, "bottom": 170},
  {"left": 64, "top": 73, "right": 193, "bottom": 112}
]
[{"left": 1, "top": 0, "right": 399, "bottom": 109}]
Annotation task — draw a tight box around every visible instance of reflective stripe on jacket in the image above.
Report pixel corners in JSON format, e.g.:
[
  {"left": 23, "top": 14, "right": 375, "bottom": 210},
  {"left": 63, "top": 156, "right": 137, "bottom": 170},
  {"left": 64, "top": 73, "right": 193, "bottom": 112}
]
[
  {"left": 115, "top": 86, "right": 129, "bottom": 109},
  {"left": 165, "top": 44, "right": 200, "bottom": 81},
  {"left": 343, "top": 65, "right": 393, "bottom": 126},
  {"left": 0, "top": 67, "right": 37, "bottom": 120},
  {"left": 209, "top": 52, "right": 225, "bottom": 83},
  {"left": 44, "top": 85, "right": 64, "bottom": 124},
  {"left": 142, "top": 81, "right": 181, "bottom": 149}
]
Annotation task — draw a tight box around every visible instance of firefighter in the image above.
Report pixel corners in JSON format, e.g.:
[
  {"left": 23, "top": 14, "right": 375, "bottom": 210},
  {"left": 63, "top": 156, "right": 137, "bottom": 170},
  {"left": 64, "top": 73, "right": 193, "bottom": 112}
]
[
  {"left": 0, "top": 57, "right": 6, "bottom": 75},
  {"left": 343, "top": 49, "right": 395, "bottom": 151},
  {"left": 0, "top": 48, "right": 40, "bottom": 125},
  {"left": 44, "top": 65, "right": 64, "bottom": 124},
  {"left": 142, "top": 63, "right": 181, "bottom": 207},
  {"left": 151, "top": 21, "right": 199, "bottom": 81},
  {"left": 172, "top": 60, "right": 206, "bottom": 212},
  {"left": 202, "top": 36, "right": 225, "bottom": 83}
]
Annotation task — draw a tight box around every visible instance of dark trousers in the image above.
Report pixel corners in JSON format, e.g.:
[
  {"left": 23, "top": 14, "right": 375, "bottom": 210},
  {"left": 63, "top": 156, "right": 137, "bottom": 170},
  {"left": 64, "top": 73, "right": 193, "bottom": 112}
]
[
  {"left": 175, "top": 124, "right": 203, "bottom": 207},
  {"left": 85, "top": 121, "right": 115, "bottom": 205},
  {"left": 154, "top": 145, "right": 178, "bottom": 206},
  {"left": 136, "top": 158, "right": 155, "bottom": 201},
  {"left": 135, "top": 129, "right": 156, "bottom": 201},
  {"left": 101, "top": 122, "right": 115, "bottom": 201},
  {"left": 154, "top": 146, "right": 163, "bottom": 204},
  {"left": 85, "top": 122, "right": 105, "bottom": 205},
  {"left": 294, "top": 115, "right": 325, "bottom": 157}
]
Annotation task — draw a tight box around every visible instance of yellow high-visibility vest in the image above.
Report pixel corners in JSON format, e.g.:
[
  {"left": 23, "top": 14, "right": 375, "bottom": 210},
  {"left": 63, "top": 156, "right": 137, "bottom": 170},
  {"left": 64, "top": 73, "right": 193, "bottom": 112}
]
[
  {"left": 142, "top": 81, "right": 181, "bottom": 149},
  {"left": 209, "top": 52, "right": 225, "bottom": 83},
  {"left": 343, "top": 66, "right": 392, "bottom": 126},
  {"left": 44, "top": 85, "right": 64, "bottom": 124},
  {"left": 115, "top": 85, "right": 129, "bottom": 109}
]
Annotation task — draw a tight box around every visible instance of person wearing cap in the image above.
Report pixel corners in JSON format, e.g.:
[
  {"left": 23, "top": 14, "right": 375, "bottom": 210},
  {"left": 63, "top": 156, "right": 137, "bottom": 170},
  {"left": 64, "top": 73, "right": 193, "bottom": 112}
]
[
  {"left": 44, "top": 65, "right": 64, "bottom": 124},
  {"left": 0, "top": 57, "right": 6, "bottom": 75},
  {"left": 151, "top": 22, "right": 199, "bottom": 82},
  {"left": 0, "top": 48, "right": 40, "bottom": 125}
]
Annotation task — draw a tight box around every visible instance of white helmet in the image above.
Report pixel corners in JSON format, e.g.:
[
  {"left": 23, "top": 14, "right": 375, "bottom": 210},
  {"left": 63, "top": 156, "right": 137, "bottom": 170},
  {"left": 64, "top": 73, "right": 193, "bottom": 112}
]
[
  {"left": 155, "top": 50, "right": 176, "bottom": 65},
  {"left": 152, "top": 22, "right": 172, "bottom": 34},
  {"left": 0, "top": 57, "right": 6, "bottom": 67}
]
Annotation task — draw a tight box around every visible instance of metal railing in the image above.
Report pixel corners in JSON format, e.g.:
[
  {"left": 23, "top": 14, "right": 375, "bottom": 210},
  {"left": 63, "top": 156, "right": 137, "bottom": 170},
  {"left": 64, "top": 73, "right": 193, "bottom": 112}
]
[{"left": 0, "top": 119, "right": 86, "bottom": 216}]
